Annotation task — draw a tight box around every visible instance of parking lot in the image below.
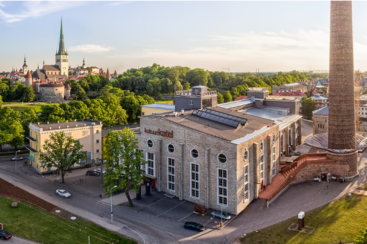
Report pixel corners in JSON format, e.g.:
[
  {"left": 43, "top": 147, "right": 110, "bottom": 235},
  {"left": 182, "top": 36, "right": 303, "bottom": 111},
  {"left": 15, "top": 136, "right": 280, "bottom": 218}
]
[{"left": 118, "top": 190, "right": 233, "bottom": 229}]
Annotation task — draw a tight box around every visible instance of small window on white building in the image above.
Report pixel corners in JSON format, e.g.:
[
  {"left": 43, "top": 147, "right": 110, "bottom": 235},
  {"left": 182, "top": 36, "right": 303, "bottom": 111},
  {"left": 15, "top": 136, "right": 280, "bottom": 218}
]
[
  {"left": 146, "top": 152, "right": 155, "bottom": 176},
  {"left": 218, "top": 169, "right": 228, "bottom": 206},
  {"left": 244, "top": 165, "right": 249, "bottom": 202},
  {"left": 244, "top": 149, "right": 248, "bottom": 161},
  {"left": 167, "top": 158, "right": 175, "bottom": 192},
  {"left": 168, "top": 144, "right": 175, "bottom": 153},
  {"left": 191, "top": 149, "right": 199, "bottom": 159},
  {"left": 260, "top": 155, "right": 264, "bottom": 181},
  {"left": 218, "top": 153, "right": 227, "bottom": 163},
  {"left": 147, "top": 140, "right": 153, "bottom": 148},
  {"left": 190, "top": 163, "right": 199, "bottom": 198}
]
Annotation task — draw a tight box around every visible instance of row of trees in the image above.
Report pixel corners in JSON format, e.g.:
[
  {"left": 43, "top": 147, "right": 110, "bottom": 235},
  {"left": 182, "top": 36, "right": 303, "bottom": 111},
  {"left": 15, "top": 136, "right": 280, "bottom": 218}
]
[{"left": 0, "top": 78, "right": 35, "bottom": 102}]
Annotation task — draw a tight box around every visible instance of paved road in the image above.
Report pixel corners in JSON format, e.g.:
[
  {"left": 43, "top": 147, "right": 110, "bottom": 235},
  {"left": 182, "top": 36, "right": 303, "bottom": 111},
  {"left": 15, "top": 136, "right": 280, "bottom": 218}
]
[{"left": 6, "top": 236, "right": 38, "bottom": 244}]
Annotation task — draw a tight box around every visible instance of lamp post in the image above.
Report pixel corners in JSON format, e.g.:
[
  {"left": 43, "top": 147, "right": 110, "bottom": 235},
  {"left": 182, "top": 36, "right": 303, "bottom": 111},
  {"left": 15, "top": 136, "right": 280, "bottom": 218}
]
[
  {"left": 15, "top": 150, "right": 20, "bottom": 180},
  {"left": 110, "top": 185, "right": 117, "bottom": 224},
  {"left": 220, "top": 205, "right": 223, "bottom": 228}
]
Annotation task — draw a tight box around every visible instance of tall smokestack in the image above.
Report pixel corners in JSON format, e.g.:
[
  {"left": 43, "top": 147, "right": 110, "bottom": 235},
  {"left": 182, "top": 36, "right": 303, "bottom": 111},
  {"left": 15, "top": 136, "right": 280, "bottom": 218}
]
[{"left": 328, "top": 1, "right": 355, "bottom": 150}]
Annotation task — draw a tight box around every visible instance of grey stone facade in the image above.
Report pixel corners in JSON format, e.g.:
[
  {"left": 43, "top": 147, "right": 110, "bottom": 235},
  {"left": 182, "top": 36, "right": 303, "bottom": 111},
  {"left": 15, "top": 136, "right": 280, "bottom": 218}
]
[{"left": 138, "top": 113, "right": 301, "bottom": 215}]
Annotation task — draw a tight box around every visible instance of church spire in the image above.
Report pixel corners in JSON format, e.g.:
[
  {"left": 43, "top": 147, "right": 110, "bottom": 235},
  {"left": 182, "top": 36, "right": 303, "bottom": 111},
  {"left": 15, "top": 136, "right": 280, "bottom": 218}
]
[{"left": 57, "top": 18, "right": 66, "bottom": 55}]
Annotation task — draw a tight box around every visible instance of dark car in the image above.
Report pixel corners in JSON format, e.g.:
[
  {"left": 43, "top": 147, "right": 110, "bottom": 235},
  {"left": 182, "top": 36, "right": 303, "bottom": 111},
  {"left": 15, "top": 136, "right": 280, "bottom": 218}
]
[
  {"left": 0, "top": 230, "right": 12, "bottom": 240},
  {"left": 86, "top": 170, "right": 100, "bottom": 176},
  {"left": 184, "top": 222, "right": 205, "bottom": 232}
]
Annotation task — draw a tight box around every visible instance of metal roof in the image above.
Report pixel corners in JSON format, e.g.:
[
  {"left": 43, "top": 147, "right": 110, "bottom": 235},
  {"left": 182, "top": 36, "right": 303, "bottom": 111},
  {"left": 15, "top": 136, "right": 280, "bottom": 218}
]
[
  {"left": 313, "top": 106, "right": 328, "bottom": 115},
  {"left": 141, "top": 103, "right": 175, "bottom": 111}
]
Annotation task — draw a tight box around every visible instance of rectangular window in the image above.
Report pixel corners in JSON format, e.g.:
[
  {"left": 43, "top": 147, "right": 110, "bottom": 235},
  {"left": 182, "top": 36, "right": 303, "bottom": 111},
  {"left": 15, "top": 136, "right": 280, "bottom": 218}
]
[
  {"left": 244, "top": 165, "right": 249, "bottom": 202},
  {"left": 96, "top": 149, "right": 99, "bottom": 153},
  {"left": 96, "top": 130, "right": 99, "bottom": 133},
  {"left": 190, "top": 163, "right": 199, "bottom": 199},
  {"left": 167, "top": 158, "right": 175, "bottom": 192},
  {"left": 146, "top": 153, "right": 155, "bottom": 176},
  {"left": 96, "top": 140, "right": 99, "bottom": 143},
  {"left": 189, "top": 100, "right": 193, "bottom": 105},
  {"left": 260, "top": 155, "right": 264, "bottom": 181},
  {"left": 82, "top": 130, "right": 89, "bottom": 136},
  {"left": 272, "top": 146, "right": 276, "bottom": 176},
  {"left": 218, "top": 169, "right": 228, "bottom": 205}
]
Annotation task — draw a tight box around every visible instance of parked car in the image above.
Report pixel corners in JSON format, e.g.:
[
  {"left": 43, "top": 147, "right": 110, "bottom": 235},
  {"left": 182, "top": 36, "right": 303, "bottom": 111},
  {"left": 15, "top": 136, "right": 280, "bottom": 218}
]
[
  {"left": 56, "top": 189, "right": 71, "bottom": 198},
  {"left": 94, "top": 168, "right": 106, "bottom": 174},
  {"left": 0, "top": 230, "right": 12, "bottom": 240},
  {"left": 211, "top": 211, "right": 231, "bottom": 220},
  {"left": 86, "top": 170, "right": 100, "bottom": 176},
  {"left": 184, "top": 222, "right": 205, "bottom": 232},
  {"left": 11, "top": 156, "right": 23, "bottom": 161}
]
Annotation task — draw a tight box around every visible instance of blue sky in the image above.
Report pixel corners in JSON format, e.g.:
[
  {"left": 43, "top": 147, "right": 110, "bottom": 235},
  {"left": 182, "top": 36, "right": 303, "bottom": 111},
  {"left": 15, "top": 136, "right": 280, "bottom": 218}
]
[{"left": 1, "top": 1, "right": 367, "bottom": 73}]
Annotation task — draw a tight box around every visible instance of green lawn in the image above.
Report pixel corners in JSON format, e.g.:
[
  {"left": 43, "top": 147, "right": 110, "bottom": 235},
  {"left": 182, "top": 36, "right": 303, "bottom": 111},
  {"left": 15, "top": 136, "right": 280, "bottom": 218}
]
[
  {"left": 0, "top": 196, "right": 136, "bottom": 244},
  {"left": 2, "top": 102, "right": 51, "bottom": 113},
  {"left": 156, "top": 100, "right": 174, "bottom": 105},
  {"left": 241, "top": 194, "right": 367, "bottom": 244}
]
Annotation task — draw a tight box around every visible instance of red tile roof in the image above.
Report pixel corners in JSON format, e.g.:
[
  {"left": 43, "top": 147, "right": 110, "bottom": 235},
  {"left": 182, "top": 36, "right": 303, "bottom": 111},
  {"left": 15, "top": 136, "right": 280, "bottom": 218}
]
[{"left": 234, "top": 96, "right": 248, "bottom": 101}]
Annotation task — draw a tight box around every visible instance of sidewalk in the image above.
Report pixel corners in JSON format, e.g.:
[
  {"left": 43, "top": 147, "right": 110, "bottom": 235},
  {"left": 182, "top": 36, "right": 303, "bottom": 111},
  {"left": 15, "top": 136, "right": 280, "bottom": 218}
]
[
  {"left": 0, "top": 171, "right": 143, "bottom": 244},
  {"left": 43, "top": 165, "right": 105, "bottom": 182}
]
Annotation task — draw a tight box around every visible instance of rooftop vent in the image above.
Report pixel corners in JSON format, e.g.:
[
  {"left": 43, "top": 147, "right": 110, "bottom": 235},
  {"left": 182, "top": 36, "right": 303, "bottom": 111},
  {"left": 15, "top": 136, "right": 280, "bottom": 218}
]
[
  {"left": 67, "top": 125, "right": 69, "bottom": 128},
  {"left": 49, "top": 127, "right": 52, "bottom": 130},
  {"left": 47, "top": 121, "right": 49, "bottom": 124},
  {"left": 76, "top": 124, "right": 78, "bottom": 127},
  {"left": 181, "top": 109, "right": 184, "bottom": 115},
  {"left": 57, "top": 121, "right": 59, "bottom": 123},
  {"left": 58, "top": 126, "right": 61, "bottom": 129},
  {"left": 66, "top": 120, "right": 68, "bottom": 123}
]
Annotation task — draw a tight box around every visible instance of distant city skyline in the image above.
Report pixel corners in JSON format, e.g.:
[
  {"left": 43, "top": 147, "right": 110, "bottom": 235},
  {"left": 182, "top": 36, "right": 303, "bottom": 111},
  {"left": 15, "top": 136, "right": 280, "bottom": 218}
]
[{"left": 2, "top": 1, "right": 367, "bottom": 73}]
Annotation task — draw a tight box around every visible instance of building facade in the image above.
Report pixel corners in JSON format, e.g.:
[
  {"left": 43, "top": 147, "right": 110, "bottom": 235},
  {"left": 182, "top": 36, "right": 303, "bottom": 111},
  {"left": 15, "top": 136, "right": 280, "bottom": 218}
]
[
  {"left": 138, "top": 87, "right": 302, "bottom": 215},
  {"left": 26, "top": 120, "right": 102, "bottom": 174}
]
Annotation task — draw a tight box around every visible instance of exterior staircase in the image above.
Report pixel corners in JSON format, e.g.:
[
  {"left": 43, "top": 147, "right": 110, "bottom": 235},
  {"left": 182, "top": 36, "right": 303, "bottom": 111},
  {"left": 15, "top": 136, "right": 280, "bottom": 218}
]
[{"left": 259, "top": 153, "right": 332, "bottom": 206}]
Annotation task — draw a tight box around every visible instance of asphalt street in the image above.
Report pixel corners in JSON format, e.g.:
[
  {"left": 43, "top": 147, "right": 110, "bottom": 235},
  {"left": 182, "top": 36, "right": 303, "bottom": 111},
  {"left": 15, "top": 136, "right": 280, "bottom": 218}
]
[{"left": 1, "top": 144, "right": 367, "bottom": 244}]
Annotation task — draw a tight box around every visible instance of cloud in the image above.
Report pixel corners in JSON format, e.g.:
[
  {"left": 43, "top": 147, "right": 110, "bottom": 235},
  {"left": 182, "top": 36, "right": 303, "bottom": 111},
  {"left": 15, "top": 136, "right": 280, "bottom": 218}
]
[
  {"left": 0, "top": 1, "right": 84, "bottom": 23},
  {"left": 68, "top": 44, "right": 113, "bottom": 53}
]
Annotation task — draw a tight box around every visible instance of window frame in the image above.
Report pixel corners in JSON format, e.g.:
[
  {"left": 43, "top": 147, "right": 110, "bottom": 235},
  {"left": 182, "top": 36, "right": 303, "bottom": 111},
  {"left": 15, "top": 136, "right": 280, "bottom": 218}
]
[
  {"left": 190, "top": 163, "right": 200, "bottom": 199},
  {"left": 191, "top": 149, "right": 199, "bottom": 159},
  {"left": 167, "top": 144, "right": 175, "bottom": 153},
  {"left": 146, "top": 152, "right": 155, "bottom": 177},
  {"left": 218, "top": 153, "right": 227, "bottom": 164},
  {"left": 244, "top": 165, "right": 249, "bottom": 203},
  {"left": 147, "top": 139, "right": 153, "bottom": 148},
  {"left": 218, "top": 169, "right": 228, "bottom": 206},
  {"left": 167, "top": 158, "right": 175, "bottom": 192}
]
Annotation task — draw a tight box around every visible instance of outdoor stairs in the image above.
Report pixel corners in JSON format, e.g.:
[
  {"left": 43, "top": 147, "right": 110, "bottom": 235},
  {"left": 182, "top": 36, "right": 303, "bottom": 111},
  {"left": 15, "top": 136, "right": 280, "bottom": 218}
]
[{"left": 259, "top": 153, "right": 332, "bottom": 206}]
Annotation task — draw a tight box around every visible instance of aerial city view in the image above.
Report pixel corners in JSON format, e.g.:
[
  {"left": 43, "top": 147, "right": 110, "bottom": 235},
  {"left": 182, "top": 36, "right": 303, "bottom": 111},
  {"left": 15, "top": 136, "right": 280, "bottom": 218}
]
[{"left": 2, "top": 1, "right": 367, "bottom": 244}]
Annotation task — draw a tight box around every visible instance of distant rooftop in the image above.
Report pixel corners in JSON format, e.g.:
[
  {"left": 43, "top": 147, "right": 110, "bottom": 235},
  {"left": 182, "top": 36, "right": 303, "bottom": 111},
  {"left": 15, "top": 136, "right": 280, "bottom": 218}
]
[
  {"left": 30, "top": 119, "right": 102, "bottom": 131},
  {"left": 313, "top": 106, "right": 328, "bottom": 115},
  {"left": 141, "top": 103, "right": 175, "bottom": 111}
]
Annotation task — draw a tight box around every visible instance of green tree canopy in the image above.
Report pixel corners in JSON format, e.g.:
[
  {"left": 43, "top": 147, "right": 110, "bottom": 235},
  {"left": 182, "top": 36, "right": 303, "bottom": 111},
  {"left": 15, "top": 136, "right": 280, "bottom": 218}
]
[
  {"left": 300, "top": 97, "right": 316, "bottom": 120},
  {"left": 40, "top": 131, "right": 86, "bottom": 183},
  {"left": 103, "top": 128, "right": 146, "bottom": 207},
  {"left": 223, "top": 91, "right": 233, "bottom": 102}
]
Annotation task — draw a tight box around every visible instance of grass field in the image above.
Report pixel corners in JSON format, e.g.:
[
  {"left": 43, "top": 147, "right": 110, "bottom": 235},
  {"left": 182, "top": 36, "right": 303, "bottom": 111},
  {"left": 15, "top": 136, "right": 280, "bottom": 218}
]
[
  {"left": 2, "top": 102, "right": 51, "bottom": 113},
  {"left": 240, "top": 194, "right": 367, "bottom": 244},
  {"left": 0, "top": 196, "right": 136, "bottom": 244},
  {"left": 156, "top": 100, "right": 174, "bottom": 105}
]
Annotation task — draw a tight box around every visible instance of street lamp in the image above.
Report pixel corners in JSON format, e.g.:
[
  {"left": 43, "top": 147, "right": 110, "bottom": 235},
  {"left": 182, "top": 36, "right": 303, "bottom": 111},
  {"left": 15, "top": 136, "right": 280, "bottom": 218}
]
[
  {"left": 110, "top": 185, "right": 117, "bottom": 224},
  {"left": 14, "top": 150, "right": 20, "bottom": 180}
]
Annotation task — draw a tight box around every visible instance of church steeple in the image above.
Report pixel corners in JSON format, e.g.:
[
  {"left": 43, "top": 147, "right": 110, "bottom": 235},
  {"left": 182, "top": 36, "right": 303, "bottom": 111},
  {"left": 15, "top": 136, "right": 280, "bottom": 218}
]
[{"left": 57, "top": 18, "right": 66, "bottom": 55}]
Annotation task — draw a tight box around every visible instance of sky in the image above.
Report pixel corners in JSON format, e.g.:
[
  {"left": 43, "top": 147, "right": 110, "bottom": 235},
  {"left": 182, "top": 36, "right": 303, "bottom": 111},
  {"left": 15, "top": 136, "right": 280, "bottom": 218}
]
[{"left": 2, "top": 1, "right": 367, "bottom": 73}]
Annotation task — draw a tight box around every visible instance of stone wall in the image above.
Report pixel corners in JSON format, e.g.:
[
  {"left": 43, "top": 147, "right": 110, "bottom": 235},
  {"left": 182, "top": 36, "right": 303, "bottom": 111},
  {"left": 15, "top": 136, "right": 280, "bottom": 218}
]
[
  {"left": 295, "top": 161, "right": 349, "bottom": 182},
  {"left": 327, "top": 152, "right": 358, "bottom": 177}
]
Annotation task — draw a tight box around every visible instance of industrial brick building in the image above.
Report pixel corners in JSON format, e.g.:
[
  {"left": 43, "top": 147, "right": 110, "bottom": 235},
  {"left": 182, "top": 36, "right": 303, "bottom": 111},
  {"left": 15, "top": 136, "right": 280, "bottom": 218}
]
[{"left": 138, "top": 86, "right": 302, "bottom": 214}]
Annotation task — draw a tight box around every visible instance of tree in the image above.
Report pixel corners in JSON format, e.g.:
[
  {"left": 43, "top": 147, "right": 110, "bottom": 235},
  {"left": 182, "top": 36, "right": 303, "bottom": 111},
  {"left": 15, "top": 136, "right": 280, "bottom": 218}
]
[
  {"left": 39, "top": 131, "right": 86, "bottom": 183},
  {"left": 40, "top": 104, "right": 66, "bottom": 123},
  {"left": 0, "top": 107, "right": 24, "bottom": 149},
  {"left": 20, "top": 86, "right": 35, "bottom": 102},
  {"left": 21, "top": 108, "right": 39, "bottom": 143},
  {"left": 183, "top": 82, "right": 190, "bottom": 90},
  {"left": 223, "top": 91, "right": 233, "bottom": 102},
  {"left": 173, "top": 81, "right": 183, "bottom": 91},
  {"left": 0, "top": 95, "right": 2, "bottom": 108},
  {"left": 69, "top": 71, "right": 73, "bottom": 76},
  {"left": 354, "top": 228, "right": 367, "bottom": 244},
  {"left": 185, "top": 69, "right": 209, "bottom": 86},
  {"left": 120, "top": 96, "right": 141, "bottom": 123},
  {"left": 300, "top": 97, "right": 316, "bottom": 120},
  {"left": 142, "top": 94, "right": 155, "bottom": 104},
  {"left": 217, "top": 92, "right": 224, "bottom": 104},
  {"left": 103, "top": 129, "right": 146, "bottom": 207}
]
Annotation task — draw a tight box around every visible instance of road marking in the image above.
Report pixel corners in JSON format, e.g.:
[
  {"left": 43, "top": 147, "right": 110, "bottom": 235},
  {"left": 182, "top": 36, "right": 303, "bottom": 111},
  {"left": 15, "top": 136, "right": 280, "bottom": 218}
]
[
  {"left": 96, "top": 200, "right": 110, "bottom": 207},
  {"left": 145, "top": 196, "right": 168, "bottom": 208},
  {"left": 178, "top": 212, "right": 193, "bottom": 222},
  {"left": 156, "top": 200, "right": 186, "bottom": 217}
]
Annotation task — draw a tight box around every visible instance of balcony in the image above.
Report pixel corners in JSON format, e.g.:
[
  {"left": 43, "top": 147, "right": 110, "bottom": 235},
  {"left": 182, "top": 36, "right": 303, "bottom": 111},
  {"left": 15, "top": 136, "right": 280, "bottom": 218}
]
[
  {"left": 25, "top": 146, "right": 38, "bottom": 153},
  {"left": 26, "top": 136, "right": 37, "bottom": 142}
]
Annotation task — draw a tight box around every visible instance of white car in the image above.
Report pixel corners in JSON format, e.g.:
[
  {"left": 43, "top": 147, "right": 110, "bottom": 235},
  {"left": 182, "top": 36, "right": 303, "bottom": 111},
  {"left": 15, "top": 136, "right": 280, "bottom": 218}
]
[
  {"left": 94, "top": 168, "right": 106, "bottom": 174},
  {"left": 56, "top": 189, "right": 71, "bottom": 198},
  {"left": 11, "top": 156, "right": 23, "bottom": 161}
]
